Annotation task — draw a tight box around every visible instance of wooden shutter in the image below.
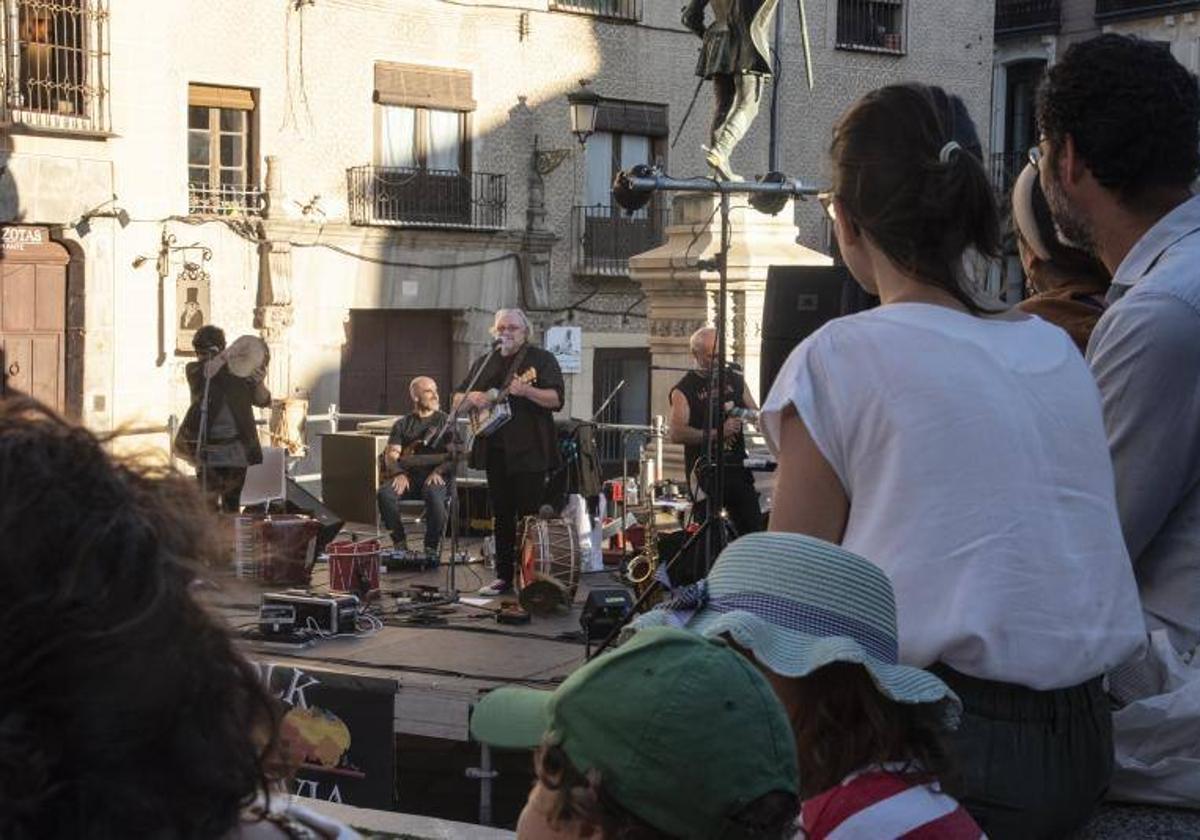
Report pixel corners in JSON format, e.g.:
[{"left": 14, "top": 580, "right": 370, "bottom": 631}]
[
  {"left": 374, "top": 63, "right": 475, "bottom": 112},
  {"left": 188, "top": 84, "right": 255, "bottom": 110}
]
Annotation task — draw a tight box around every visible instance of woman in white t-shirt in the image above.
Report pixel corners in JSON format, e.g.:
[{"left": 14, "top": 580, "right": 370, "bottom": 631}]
[{"left": 761, "top": 83, "right": 1146, "bottom": 840}]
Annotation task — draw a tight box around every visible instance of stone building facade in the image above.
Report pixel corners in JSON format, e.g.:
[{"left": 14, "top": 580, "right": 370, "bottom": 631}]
[{"left": 0, "top": 0, "right": 992, "bottom": 477}]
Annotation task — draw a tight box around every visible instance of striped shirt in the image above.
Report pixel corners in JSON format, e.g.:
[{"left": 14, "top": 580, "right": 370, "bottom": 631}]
[{"left": 799, "top": 768, "right": 984, "bottom": 839}]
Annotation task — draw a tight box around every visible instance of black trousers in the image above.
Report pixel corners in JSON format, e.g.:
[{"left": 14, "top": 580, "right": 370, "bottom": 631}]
[
  {"left": 485, "top": 446, "right": 548, "bottom": 585},
  {"left": 931, "top": 664, "right": 1113, "bottom": 840},
  {"left": 696, "top": 466, "right": 762, "bottom": 538},
  {"left": 197, "top": 465, "right": 246, "bottom": 513}
]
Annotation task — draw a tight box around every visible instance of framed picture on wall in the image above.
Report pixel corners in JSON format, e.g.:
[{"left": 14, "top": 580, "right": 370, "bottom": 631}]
[{"left": 175, "top": 263, "right": 211, "bottom": 355}]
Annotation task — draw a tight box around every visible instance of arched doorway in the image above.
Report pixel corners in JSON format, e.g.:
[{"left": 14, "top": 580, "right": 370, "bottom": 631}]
[{"left": 0, "top": 226, "right": 71, "bottom": 413}]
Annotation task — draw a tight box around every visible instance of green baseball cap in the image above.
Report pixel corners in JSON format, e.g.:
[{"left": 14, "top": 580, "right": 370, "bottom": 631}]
[{"left": 470, "top": 626, "right": 798, "bottom": 839}]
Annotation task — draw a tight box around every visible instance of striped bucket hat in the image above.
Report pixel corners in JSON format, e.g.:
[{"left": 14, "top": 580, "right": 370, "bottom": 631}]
[{"left": 630, "top": 531, "right": 961, "bottom": 727}]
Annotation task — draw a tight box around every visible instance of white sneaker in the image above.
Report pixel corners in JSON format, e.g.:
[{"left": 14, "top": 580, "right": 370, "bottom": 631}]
[{"left": 477, "top": 579, "right": 513, "bottom": 597}]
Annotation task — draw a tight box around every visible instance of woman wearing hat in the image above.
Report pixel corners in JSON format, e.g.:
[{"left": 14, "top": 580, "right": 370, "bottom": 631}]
[
  {"left": 1010, "top": 162, "right": 1111, "bottom": 352},
  {"left": 631, "top": 533, "right": 982, "bottom": 839},
  {"left": 760, "top": 84, "right": 1145, "bottom": 838}
]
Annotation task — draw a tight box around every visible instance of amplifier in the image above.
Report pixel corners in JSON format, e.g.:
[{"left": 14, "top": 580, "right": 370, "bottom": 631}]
[{"left": 262, "top": 590, "right": 360, "bottom": 636}]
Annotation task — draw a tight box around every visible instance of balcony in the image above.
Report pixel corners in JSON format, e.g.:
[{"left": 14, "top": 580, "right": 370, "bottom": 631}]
[
  {"left": 1096, "top": 0, "right": 1200, "bottom": 21},
  {"left": 989, "top": 151, "right": 1027, "bottom": 197},
  {"left": 1, "top": 0, "right": 111, "bottom": 134},
  {"left": 550, "top": 0, "right": 641, "bottom": 21},
  {"left": 188, "top": 183, "right": 263, "bottom": 217},
  {"left": 995, "top": 0, "right": 1060, "bottom": 38},
  {"left": 572, "top": 204, "right": 669, "bottom": 277},
  {"left": 347, "top": 166, "right": 507, "bottom": 231}
]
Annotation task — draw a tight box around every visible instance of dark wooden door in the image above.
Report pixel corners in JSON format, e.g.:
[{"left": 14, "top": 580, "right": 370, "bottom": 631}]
[
  {"left": 339, "top": 309, "right": 453, "bottom": 417},
  {"left": 0, "top": 240, "right": 68, "bottom": 412}
]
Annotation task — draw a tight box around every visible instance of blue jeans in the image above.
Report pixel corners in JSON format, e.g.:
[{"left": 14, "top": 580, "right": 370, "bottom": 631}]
[{"left": 377, "top": 473, "right": 447, "bottom": 551}]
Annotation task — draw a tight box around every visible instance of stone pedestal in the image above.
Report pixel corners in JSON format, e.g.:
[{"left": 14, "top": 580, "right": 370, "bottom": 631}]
[{"left": 629, "top": 193, "right": 830, "bottom": 479}]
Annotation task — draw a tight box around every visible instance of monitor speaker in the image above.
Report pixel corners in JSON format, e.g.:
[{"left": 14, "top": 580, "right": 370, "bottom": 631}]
[{"left": 760, "top": 265, "right": 874, "bottom": 397}]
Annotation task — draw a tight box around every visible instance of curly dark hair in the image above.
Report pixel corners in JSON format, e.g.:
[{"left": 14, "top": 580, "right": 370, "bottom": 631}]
[
  {"left": 783, "top": 663, "right": 957, "bottom": 800},
  {"left": 0, "top": 397, "right": 280, "bottom": 839},
  {"left": 1037, "top": 34, "right": 1200, "bottom": 204},
  {"left": 831, "top": 83, "right": 1001, "bottom": 313},
  {"left": 533, "top": 744, "right": 798, "bottom": 839}
]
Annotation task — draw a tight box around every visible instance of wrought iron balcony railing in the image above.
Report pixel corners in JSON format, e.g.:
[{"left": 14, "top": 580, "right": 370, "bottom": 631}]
[
  {"left": 989, "top": 151, "right": 1027, "bottom": 197},
  {"left": 188, "top": 183, "right": 264, "bottom": 217},
  {"left": 572, "top": 204, "right": 669, "bottom": 277},
  {"left": 347, "top": 166, "right": 507, "bottom": 230},
  {"left": 995, "top": 0, "right": 1060, "bottom": 36},
  {"left": 1, "top": 0, "right": 111, "bottom": 133},
  {"left": 550, "top": 0, "right": 641, "bottom": 21},
  {"left": 1096, "top": 0, "right": 1200, "bottom": 20}
]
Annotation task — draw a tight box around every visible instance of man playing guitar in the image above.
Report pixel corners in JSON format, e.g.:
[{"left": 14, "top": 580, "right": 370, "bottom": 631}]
[
  {"left": 377, "top": 376, "right": 453, "bottom": 560},
  {"left": 454, "top": 309, "right": 564, "bottom": 596}
]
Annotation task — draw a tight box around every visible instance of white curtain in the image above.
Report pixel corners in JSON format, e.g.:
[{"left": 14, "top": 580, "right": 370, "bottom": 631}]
[
  {"left": 585, "top": 130, "right": 614, "bottom": 209},
  {"left": 379, "top": 106, "right": 417, "bottom": 168},
  {"left": 427, "top": 109, "right": 462, "bottom": 172}
]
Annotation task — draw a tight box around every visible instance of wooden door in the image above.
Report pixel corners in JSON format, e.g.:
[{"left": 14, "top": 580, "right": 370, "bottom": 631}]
[
  {"left": 339, "top": 310, "right": 453, "bottom": 418},
  {"left": 0, "top": 235, "right": 68, "bottom": 412}
]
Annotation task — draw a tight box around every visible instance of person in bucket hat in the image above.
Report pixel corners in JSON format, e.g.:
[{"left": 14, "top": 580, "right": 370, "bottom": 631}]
[
  {"left": 470, "top": 626, "right": 799, "bottom": 839},
  {"left": 631, "top": 532, "right": 982, "bottom": 839}
]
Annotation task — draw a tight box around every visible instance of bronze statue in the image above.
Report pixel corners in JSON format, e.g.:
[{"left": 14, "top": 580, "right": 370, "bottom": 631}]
[{"left": 682, "top": 0, "right": 779, "bottom": 181}]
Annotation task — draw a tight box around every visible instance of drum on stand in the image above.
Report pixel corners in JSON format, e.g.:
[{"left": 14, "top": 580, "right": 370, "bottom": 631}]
[{"left": 517, "top": 516, "right": 580, "bottom": 616}]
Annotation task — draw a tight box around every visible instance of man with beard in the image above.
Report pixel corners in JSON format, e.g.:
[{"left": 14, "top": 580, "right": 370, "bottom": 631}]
[
  {"left": 376, "top": 376, "right": 452, "bottom": 559},
  {"left": 1036, "top": 33, "right": 1200, "bottom": 797},
  {"left": 682, "top": 0, "right": 778, "bottom": 181},
  {"left": 455, "top": 309, "right": 564, "bottom": 597}
]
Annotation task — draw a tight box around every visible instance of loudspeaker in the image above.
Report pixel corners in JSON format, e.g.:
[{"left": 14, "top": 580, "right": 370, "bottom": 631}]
[{"left": 760, "top": 265, "right": 872, "bottom": 397}]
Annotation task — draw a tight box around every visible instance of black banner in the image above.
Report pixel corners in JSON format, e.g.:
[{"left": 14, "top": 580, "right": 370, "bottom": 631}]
[{"left": 254, "top": 660, "right": 397, "bottom": 810}]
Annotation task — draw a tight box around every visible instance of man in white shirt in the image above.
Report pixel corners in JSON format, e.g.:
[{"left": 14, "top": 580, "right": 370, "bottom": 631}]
[{"left": 1036, "top": 33, "right": 1200, "bottom": 800}]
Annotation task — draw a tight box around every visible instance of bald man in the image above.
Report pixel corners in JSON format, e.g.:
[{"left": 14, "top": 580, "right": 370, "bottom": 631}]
[
  {"left": 377, "top": 376, "right": 451, "bottom": 557},
  {"left": 669, "top": 326, "right": 762, "bottom": 538}
]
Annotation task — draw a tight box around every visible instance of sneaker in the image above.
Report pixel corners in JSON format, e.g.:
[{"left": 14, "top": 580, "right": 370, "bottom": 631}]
[{"left": 477, "top": 579, "right": 512, "bottom": 597}]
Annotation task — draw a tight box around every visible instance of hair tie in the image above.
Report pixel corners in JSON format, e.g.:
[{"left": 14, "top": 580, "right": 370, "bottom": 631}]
[{"left": 938, "top": 141, "right": 961, "bottom": 164}]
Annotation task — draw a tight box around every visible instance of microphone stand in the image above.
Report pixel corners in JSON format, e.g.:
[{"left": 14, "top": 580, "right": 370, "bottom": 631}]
[{"left": 429, "top": 342, "right": 501, "bottom": 601}]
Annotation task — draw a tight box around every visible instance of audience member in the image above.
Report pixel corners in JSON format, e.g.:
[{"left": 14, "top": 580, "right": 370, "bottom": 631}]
[
  {"left": 631, "top": 532, "right": 981, "bottom": 839},
  {"left": 1010, "top": 162, "right": 1111, "bottom": 351},
  {"left": 0, "top": 397, "right": 355, "bottom": 839},
  {"left": 1036, "top": 32, "right": 1200, "bottom": 802},
  {"left": 470, "top": 626, "right": 799, "bottom": 839},
  {"left": 760, "top": 82, "right": 1145, "bottom": 838}
]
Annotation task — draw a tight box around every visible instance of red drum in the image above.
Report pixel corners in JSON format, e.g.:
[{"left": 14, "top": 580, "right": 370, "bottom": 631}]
[
  {"left": 517, "top": 517, "right": 580, "bottom": 616},
  {"left": 234, "top": 514, "right": 320, "bottom": 586},
  {"left": 328, "top": 539, "right": 381, "bottom": 597}
]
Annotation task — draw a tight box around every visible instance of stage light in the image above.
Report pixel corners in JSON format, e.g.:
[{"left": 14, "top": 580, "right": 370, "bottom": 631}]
[{"left": 612, "top": 164, "right": 656, "bottom": 214}]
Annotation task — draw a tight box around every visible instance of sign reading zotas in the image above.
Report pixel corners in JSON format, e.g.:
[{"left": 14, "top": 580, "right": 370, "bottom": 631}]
[{"left": 0, "top": 227, "right": 46, "bottom": 251}]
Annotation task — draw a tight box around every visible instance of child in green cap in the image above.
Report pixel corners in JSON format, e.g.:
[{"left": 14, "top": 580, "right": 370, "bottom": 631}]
[{"left": 470, "top": 626, "right": 800, "bottom": 838}]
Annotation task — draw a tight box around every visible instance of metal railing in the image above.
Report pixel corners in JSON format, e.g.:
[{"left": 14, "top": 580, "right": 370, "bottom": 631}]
[
  {"left": 835, "top": 0, "right": 905, "bottom": 53},
  {"left": 1095, "top": 0, "right": 1200, "bottom": 20},
  {"left": 572, "top": 204, "right": 669, "bottom": 277},
  {"left": 995, "top": 0, "right": 1060, "bottom": 36},
  {"left": 1, "top": 0, "right": 111, "bottom": 133},
  {"left": 549, "top": 0, "right": 641, "bottom": 21},
  {"left": 989, "top": 151, "right": 1026, "bottom": 196},
  {"left": 188, "top": 182, "right": 264, "bottom": 216},
  {"left": 347, "top": 165, "right": 507, "bottom": 231}
]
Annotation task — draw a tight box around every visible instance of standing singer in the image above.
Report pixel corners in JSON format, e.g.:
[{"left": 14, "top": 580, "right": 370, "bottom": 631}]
[
  {"left": 669, "top": 325, "right": 762, "bottom": 537},
  {"left": 455, "top": 309, "right": 564, "bottom": 596}
]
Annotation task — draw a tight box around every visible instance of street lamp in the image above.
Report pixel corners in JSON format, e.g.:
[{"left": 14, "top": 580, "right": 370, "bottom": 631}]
[{"left": 566, "top": 80, "right": 600, "bottom": 147}]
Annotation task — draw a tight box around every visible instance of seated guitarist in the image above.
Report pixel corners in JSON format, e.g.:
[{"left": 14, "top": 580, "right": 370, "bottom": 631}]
[
  {"left": 377, "top": 376, "right": 452, "bottom": 558},
  {"left": 455, "top": 309, "right": 564, "bottom": 596}
]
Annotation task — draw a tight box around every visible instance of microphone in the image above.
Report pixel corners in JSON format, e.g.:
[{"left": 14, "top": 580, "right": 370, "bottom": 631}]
[{"left": 490, "top": 338, "right": 503, "bottom": 350}]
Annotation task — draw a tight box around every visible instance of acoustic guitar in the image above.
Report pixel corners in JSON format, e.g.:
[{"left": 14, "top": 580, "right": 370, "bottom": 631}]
[{"left": 470, "top": 367, "right": 537, "bottom": 438}]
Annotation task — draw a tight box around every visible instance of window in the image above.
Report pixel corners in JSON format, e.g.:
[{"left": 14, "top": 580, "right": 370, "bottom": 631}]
[
  {"left": 187, "top": 84, "right": 260, "bottom": 215},
  {"left": 4, "top": 0, "right": 110, "bottom": 132},
  {"left": 593, "top": 348, "right": 651, "bottom": 477},
  {"left": 575, "top": 100, "right": 669, "bottom": 275},
  {"left": 836, "top": 0, "right": 905, "bottom": 53},
  {"left": 550, "top": 0, "right": 641, "bottom": 21},
  {"left": 349, "top": 63, "right": 506, "bottom": 230}
]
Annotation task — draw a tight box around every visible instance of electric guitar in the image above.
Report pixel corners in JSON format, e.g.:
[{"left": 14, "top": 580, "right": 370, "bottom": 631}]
[{"left": 470, "top": 368, "right": 538, "bottom": 438}]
